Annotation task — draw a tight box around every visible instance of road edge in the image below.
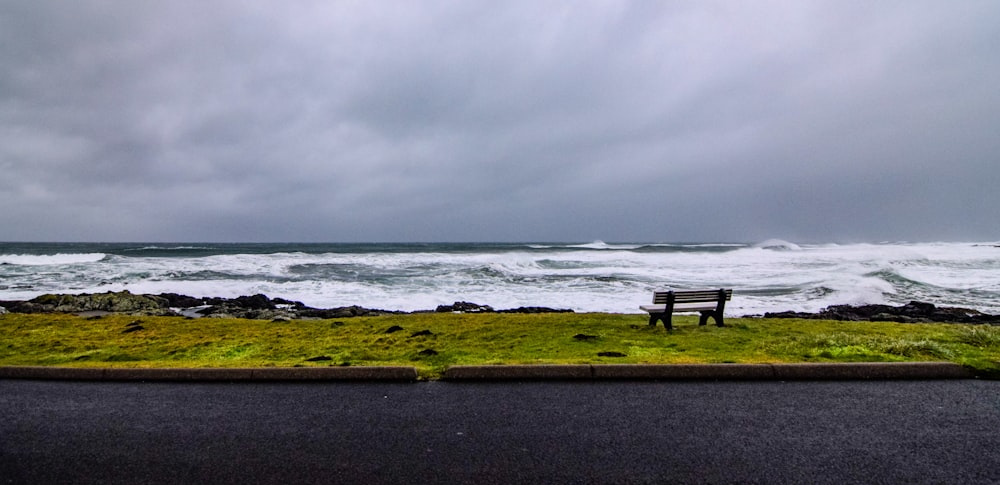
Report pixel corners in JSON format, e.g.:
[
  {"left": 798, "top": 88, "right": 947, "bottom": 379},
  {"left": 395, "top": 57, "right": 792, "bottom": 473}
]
[{"left": 0, "top": 362, "right": 976, "bottom": 382}]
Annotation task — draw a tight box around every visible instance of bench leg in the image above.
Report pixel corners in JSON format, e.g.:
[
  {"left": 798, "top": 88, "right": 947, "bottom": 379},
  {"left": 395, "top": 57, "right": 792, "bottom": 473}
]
[
  {"left": 698, "top": 312, "right": 711, "bottom": 326},
  {"left": 647, "top": 313, "right": 673, "bottom": 330},
  {"left": 698, "top": 311, "right": 726, "bottom": 327},
  {"left": 698, "top": 311, "right": 725, "bottom": 327}
]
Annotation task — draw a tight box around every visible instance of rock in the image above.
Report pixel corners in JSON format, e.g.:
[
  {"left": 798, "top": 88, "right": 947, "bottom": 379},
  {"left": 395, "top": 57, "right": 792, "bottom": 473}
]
[
  {"left": 0, "top": 306, "right": 6, "bottom": 315},
  {"left": 598, "top": 351, "right": 627, "bottom": 357},
  {"left": 436, "top": 301, "right": 495, "bottom": 313},
  {"left": 573, "top": 334, "right": 598, "bottom": 340},
  {"left": 499, "top": 306, "right": 575, "bottom": 314},
  {"left": 870, "top": 313, "right": 931, "bottom": 324},
  {"left": 272, "top": 297, "right": 307, "bottom": 308},
  {"left": 384, "top": 325, "right": 404, "bottom": 334},
  {"left": 305, "top": 356, "right": 332, "bottom": 362},
  {"left": 764, "top": 301, "right": 1000, "bottom": 325},
  {"left": 299, "top": 306, "right": 399, "bottom": 319},
  {"left": 20, "top": 291, "right": 172, "bottom": 316},
  {"left": 233, "top": 294, "right": 275, "bottom": 310},
  {"left": 156, "top": 293, "right": 205, "bottom": 308},
  {"left": 409, "top": 329, "right": 433, "bottom": 337},
  {"left": 417, "top": 349, "right": 439, "bottom": 356},
  {"left": 122, "top": 325, "right": 144, "bottom": 333}
]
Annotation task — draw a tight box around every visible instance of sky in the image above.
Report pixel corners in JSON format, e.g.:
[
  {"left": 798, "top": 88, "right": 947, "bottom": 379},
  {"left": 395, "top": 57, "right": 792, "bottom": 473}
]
[{"left": 1, "top": 1, "right": 999, "bottom": 243}]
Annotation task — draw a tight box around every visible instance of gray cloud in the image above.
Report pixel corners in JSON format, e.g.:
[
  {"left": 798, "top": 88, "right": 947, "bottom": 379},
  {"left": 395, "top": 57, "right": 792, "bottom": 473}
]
[{"left": 2, "top": 0, "right": 999, "bottom": 242}]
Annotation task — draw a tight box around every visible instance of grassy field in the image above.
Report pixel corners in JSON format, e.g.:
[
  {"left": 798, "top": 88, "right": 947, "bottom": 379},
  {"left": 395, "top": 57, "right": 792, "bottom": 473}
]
[{"left": 1, "top": 312, "right": 999, "bottom": 379}]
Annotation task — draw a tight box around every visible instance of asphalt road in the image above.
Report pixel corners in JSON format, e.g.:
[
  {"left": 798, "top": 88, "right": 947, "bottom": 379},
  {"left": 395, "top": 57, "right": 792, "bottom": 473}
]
[{"left": 2, "top": 379, "right": 999, "bottom": 484}]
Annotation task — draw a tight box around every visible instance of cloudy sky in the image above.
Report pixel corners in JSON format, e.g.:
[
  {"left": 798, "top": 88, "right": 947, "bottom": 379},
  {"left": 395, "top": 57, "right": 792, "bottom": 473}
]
[{"left": 2, "top": 1, "right": 998, "bottom": 243}]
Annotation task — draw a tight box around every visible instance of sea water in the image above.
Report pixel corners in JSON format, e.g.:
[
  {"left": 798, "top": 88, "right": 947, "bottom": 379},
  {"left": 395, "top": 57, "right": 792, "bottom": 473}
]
[{"left": 1, "top": 241, "right": 998, "bottom": 315}]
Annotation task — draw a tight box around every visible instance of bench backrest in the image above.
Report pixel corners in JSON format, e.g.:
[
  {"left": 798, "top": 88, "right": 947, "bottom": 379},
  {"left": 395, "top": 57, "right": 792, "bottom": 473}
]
[{"left": 652, "top": 289, "right": 732, "bottom": 304}]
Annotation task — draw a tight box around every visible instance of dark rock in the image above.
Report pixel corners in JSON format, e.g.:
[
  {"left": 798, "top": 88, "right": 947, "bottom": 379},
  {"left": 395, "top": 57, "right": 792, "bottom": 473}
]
[
  {"left": 436, "top": 301, "right": 495, "bottom": 313},
  {"left": 272, "top": 297, "right": 307, "bottom": 308},
  {"left": 384, "top": 325, "right": 404, "bottom": 334},
  {"left": 762, "top": 311, "right": 815, "bottom": 319},
  {"left": 299, "top": 306, "right": 399, "bottom": 319},
  {"left": 764, "top": 301, "right": 1000, "bottom": 325},
  {"left": 598, "top": 351, "right": 627, "bottom": 357},
  {"left": 417, "top": 349, "right": 439, "bottom": 356},
  {"left": 18, "top": 291, "right": 172, "bottom": 316},
  {"left": 122, "top": 325, "right": 144, "bottom": 333},
  {"left": 499, "top": 306, "right": 575, "bottom": 314},
  {"left": 900, "top": 301, "right": 936, "bottom": 316},
  {"left": 409, "top": 329, "right": 433, "bottom": 337},
  {"left": 233, "top": 294, "right": 275, "bottom": 310},
  {"left": 573, "top": 334, "right": 598, "bottom": 340},
  {"left": 156, "top": 293, "right": 205, "bottom": 308},
  {"left": 126, "top": 320, "right": 143, "bottom": 327},
  {"left": 305, "top": 356, "right": 332, "bottom": 362}
]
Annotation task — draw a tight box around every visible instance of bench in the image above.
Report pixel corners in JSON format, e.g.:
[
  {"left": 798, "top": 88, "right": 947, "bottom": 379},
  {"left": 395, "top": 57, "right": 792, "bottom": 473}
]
[{"left": 640, "top": 289, "right": 732, "bottom": 330}]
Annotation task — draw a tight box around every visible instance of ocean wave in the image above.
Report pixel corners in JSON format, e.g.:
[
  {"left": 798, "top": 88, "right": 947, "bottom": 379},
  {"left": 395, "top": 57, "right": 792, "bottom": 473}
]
[
  {"left": 2, "top": 242, "right": 999, "bottom": 315},
  {"left": 0, "top": 253, "right": 107, "bottom": 266},
  {"left": 124, "top": 245, "right": 216, "bottom": 252},
  {"left": 753, "top": 239, "right": 802, "bottom": 251},
  {"left": 565, "top": 241, "right": 643, "bottom": 250}
]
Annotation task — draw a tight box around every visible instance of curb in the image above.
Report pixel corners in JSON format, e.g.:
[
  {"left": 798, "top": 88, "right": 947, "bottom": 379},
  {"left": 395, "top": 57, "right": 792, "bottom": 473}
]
[
  {"left": 0, "top": 366, "right": 419, "bottom": 382},
  {"left": 442, "top": 362, "right": 975, "bottom": 381},
  {"left": 0, "top": 362, "right": 975, "bottom": 382}
]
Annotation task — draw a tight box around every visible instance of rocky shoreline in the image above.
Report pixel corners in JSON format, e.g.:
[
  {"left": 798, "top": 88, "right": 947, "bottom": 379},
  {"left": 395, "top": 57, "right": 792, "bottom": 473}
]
[
  {"left": 0, "top": 291, "right": 998, "bottom": 325},
  {"left": 763, "top": 301, "right": 1000, "bottom": 325},
  {"left": 0, "top": 291, "right": 573, "bottom": 320}
]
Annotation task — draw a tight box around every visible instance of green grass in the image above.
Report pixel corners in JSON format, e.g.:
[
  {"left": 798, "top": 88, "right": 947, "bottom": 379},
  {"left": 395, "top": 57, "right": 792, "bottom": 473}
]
[{"left": 1, "top": 313, "right": 998, "bottom": 379}]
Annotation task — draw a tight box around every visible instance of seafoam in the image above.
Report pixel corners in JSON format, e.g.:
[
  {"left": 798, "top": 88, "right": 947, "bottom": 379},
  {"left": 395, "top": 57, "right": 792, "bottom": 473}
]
[{"left": 0, "top": 240, "right": 998, "bottom": 315}]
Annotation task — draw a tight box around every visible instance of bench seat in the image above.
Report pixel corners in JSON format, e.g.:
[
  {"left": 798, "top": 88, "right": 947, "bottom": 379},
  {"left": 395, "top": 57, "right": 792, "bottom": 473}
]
[{"left": 639, "top": 303, "right": 720, "bottom": 313}]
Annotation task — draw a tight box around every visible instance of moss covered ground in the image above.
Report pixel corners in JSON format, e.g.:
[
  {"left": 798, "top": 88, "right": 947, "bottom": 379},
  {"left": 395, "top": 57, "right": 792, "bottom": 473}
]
[{"left": 1, "top": 312, "right": 998, "bottom": 379}]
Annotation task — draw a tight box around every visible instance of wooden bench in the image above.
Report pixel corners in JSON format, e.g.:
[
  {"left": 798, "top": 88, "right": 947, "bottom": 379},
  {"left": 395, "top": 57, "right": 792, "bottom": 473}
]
[{"left": 640, "top": 289, "right": 732, "bottom": 330}]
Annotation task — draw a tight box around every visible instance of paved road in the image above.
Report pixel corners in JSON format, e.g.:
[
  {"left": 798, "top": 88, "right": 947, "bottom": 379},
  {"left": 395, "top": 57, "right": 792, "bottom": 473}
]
[{"left": 2, "top": 379, "right": 999, "bottom": 484}]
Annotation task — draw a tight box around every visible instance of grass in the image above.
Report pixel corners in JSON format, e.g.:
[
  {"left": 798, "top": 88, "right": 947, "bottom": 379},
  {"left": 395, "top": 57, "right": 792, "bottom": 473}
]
[{"left": 1, "top": 312, "right": 999, "bottom": 379}]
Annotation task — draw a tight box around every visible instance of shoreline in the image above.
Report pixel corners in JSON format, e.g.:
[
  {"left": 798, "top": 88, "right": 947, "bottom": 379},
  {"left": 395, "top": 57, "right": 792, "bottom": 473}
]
[{"left": 2, "top": 290, "right": 999, "bottom": 325}]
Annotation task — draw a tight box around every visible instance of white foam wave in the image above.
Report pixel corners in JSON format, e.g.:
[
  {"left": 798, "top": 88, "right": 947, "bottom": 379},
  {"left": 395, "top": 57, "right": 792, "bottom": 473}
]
[
  {"left": 566, "top": 241, "right": 643, "bottom": 250},
  {"left": 754, "top": 239, "right": 802, "bottom": 251},
  {"left": 0, "top": 253, "right": 107, "bottom": 266},
  {"left": 1, "top": 242, "right": 999, "bottom": 315},
  {"left": 124, "top": 245, "right": 215, "bottom": 251}
]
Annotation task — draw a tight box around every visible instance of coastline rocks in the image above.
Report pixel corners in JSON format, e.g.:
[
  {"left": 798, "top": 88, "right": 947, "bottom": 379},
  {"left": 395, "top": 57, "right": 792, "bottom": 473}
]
[
  {"left": 7, "top": 291, "right": 174, "bottom": 316},
  {"left": 499, "top": 306, "right": 574, "bottom": 314},
  {"left": 298, "top": 305, "right": 400, "bottom": 319},
  {"left": 764, "top": 301, "right": 1000, "bottom": 325},
  {"left": 435, "top": 301, "right": 574, "bottom": 314},
  {"left": 436, "top": 301, "right": 495, "bottom": 313},
  {"left": 0, "top": 292, "right": 569, "bottom": 319}
]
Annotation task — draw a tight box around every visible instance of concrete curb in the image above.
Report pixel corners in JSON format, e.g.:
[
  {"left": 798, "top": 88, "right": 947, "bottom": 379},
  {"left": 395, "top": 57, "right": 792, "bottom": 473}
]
[
  {"left": 0, "top": 366, "right": 419, "bottom": 382},
  {"left": 0, "top": 362, "right": 976, "bottom": 382},
  {"left": 443, "top": 362, "right": 975, "bottom": 381}
]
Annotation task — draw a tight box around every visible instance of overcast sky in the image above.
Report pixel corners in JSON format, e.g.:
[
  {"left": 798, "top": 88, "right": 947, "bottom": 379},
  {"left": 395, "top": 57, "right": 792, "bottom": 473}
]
[{"left": 2, "top": 1, "right": 998, "bottom": 243}]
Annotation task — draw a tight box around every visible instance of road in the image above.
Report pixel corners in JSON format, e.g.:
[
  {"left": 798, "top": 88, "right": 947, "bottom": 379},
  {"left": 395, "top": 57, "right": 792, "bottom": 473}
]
[{"left": 2, "top": 379, "right": 999, "bottom": 484}]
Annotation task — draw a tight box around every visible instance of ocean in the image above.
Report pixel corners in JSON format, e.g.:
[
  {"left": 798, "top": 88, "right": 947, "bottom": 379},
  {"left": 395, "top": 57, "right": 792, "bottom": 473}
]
[{"left": 1, "top": 240, "right": 998, "bottom": 315}]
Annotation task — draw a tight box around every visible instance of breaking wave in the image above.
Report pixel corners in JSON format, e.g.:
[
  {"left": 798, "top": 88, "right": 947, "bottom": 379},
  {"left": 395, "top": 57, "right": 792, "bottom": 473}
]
[{"left": 1, "top": 241, "right": 998, "bottom": 315}]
